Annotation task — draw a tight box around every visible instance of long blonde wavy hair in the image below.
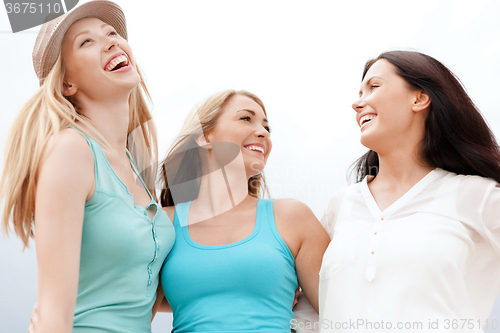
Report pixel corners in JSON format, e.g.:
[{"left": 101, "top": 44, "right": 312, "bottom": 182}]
[
  {"left": 159, "top": 90, "right": 270, "bottom": 207},
  {"left": 1, "top": 52, "right": 158, "bottom": 247}
]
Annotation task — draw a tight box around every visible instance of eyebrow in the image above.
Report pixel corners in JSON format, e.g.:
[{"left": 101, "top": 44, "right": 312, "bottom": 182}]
[
  {"left": 359, "top": 76, "right": 383, "bottom": 96},
  {"left": 73, "top": 23, "right": 112, "bottom": 42},
  {"left": 236, "top": 109, "right": 268, "bottom": 123}
]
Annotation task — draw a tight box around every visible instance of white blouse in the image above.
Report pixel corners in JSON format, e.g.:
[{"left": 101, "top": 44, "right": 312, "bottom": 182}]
[{"left": 315, "top": 168, "right": 500, "bottom": 332}]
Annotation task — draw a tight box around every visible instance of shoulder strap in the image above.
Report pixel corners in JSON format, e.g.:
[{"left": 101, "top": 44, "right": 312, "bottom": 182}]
[
  {"left": 68, "top": 125, "right": 99, "bottom": 187},
  {"left": 126, "top": 150, "right": 153, "bottom": 201},
  {"left": 261, "top": 198, "right": 274, "bottom": 225},
  {"left": 258, "top": 198, "right": 277, "bottom": 236},
  {"left": 260, "top": 198, "right": 295, "bottom": 263},
  {"left": 174, "top": 201, "right": 191, "bottom": 228},
  {"left": 69, "top": 125, "right": 92, "bottom": 145}
]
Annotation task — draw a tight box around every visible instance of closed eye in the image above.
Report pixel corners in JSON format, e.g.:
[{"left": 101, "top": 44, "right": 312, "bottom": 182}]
[
  {"left": 80, "top": 38, "right": 92, "bottom": 47},
  {"left": 371, "top": 84, "right": 379, "bottom": 90},
  {"left": 108, "top": 30, "right": 118, "bottom": 36},
  {"left": 239, "top": 115, "right": 270, "bottom": 133}
]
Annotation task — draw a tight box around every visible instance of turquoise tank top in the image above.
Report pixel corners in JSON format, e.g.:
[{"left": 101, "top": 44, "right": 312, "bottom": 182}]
[
  {"left": 161, "top": 199, "right": 298, "bottom": 333},
  {"left": 70, "top": 127, "right": 175, "bottom": 332}
]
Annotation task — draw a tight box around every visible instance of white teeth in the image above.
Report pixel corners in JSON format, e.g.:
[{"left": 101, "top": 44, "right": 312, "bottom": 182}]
[
  {"left": 105, "top": 55, "right": 128, "bottom": 71},
  {"left": 360, "top": 114, "right": 376, "bottom": 126},
  {"left": 244, "top": 145, "right": 265, "bottom": 154}
]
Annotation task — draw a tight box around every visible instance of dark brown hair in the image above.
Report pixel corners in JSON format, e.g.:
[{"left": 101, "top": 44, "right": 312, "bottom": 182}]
[{"left": 352, "top": 50, "right": 500, "bottom": 184}]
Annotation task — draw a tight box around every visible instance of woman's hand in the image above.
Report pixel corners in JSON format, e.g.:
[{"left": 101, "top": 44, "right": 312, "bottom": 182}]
[
  {"left": 28, "top": 303, "right": 38, "bottom": 333},
  {"left": 292, "top": 287, "right": 301, "bottom": 308}
]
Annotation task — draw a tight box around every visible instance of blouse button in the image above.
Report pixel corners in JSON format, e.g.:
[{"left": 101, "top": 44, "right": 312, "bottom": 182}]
[
  {"left": 380, "top": 217, "right": 384, "bottom": 221},
  {"left": 374, "top": 232, "right": 377, "bottom": 235},
  {"left": 157, "top": 244, "right": 160, "bottom": 251},
  {"left": 148, "top": 280, "right": 152, "bottom": 286},
  {"left": 371, "top": 251, "right": 375, "bottom": 254}
]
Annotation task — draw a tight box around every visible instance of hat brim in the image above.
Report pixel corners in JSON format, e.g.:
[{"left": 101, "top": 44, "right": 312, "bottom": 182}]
[{"left": 33, "top": 0, "right": 127, "bottom": 83}]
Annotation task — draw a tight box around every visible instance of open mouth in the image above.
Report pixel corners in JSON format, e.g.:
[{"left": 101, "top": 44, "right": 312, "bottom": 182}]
[
  {"left": 359, "top": 114, "right": 377, "bottom": 127},
  {"left": 244, "top": 145, "right": 265, "bottom": 155},
  {"left": 105, "top": 54, "right": 129, "bottom": 72}
]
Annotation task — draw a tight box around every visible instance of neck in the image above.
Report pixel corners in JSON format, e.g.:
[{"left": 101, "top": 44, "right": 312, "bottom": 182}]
[
  {"left": 191, "top": 152, "right": 250, "bottom": 224},
  {"left": 373, "top": 142, "right": 434, "bottom": 186},
  {"left": 78, "top": 96, "right": 130, "bottom": 155}
]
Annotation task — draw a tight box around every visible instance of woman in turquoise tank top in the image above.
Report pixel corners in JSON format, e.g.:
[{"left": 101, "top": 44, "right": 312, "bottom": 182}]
[
  {"left": 156, "top": 90, "right": 330, "bottom": 332},
  {"left": 1, "top": 1, "right": 175, "bottom": 332}
]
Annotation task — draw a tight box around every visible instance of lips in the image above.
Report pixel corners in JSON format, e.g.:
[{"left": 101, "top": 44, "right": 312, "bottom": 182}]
[
  {"left": 104, "top": 52, "right": 129, "bottom": 72},
  {"left": 243, "top": 143, "right": 265, "bottom": 155},
  {"left": 359, "top": 114, "right": 376, "bottom": 126},
  {"left": 358, "top": 112, "right": 377, "bottom": 127}
]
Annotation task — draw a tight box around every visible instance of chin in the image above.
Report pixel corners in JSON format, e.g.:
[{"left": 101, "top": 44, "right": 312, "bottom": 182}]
[
  {"left": 360, "top": 131, "right": 391, "bottom": 153},
  {"left": 126, "top": 71, "right": 142, "bottom": 89},
  {"left": 359, "top": 127, "right": 380, "bottom": 149},
  {"left": 246, "top": 161, "right": 265, "bottom": 177},
  {"left": 359, "top": 135, "right": 372, "bottom": 150}
]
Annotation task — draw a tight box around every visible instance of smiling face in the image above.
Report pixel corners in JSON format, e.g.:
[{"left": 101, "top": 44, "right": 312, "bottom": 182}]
[
  {"left": 204, "top": 94, "right": 272, "bottom": 178},
  {"left": 352, "top": 59, "right": 428, "bottom": 154},
  {"left": 60, "top": 17, "right": 140, "bottom": 103}
]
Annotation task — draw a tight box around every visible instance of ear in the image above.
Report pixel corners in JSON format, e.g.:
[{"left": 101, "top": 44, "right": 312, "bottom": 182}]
[
  {"left": 412, "top": 90, "right": 431, "bottom": 112},
  {"left": 195, "top": 134, "right": 211, "bottom": 150},
  {"left": 62, "top": 81, "right": 78, "bottom": 97}
]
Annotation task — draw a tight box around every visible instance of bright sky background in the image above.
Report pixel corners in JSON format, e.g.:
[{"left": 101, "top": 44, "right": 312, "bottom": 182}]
[{"left": 1, "top": 0, "right": 500, "bottom": 332}]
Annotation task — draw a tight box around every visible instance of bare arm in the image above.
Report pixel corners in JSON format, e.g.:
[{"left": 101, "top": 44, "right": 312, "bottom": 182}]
[
  {"left": 33, "top": 129, "right": 94, "bottom": 333},
  {"left": 157, "top": 297, "right": 172, "bottom": 313},
  {"left": 293, "top": 204, "right": 329, "bottom": 314},
  {"left": 152, "top": 278, "right": 172, "bottom": 320},
  {"left": 274, "top": 199, "right": 330, "bottom": 314},
  {"left": 151, "top": 280, "right": 164, "bottom": 320}
]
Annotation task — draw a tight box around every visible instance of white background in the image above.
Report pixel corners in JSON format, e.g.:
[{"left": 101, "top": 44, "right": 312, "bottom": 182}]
[{"left": 1, "top": 0, "right": 500, "bottom": 332}]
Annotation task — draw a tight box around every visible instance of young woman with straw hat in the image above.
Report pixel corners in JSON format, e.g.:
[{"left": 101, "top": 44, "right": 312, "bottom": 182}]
[{"left": 1, "top": 1, "right": 175, "bottom": 332}]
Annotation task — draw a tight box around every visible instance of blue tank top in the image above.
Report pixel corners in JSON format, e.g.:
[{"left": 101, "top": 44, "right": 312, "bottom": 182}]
[
  {"left": 70, "top": 127, "right": 175, "bottom": 332},
  {"left": 161, "top": 198, "right": 298, "bottom": 333}
]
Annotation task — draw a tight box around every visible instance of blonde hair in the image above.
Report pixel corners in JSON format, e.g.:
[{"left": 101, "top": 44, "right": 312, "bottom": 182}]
[
  {"left": 159, "top": 90, "right": 270, "bottom": 207},
  {"left": 0, "top": 52, "right": 158, "bottom": 247}
]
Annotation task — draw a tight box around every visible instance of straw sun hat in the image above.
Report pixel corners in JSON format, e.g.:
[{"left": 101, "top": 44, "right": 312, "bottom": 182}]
[{"left": 32, "top": 0, "right": 127, "bottom": 84}]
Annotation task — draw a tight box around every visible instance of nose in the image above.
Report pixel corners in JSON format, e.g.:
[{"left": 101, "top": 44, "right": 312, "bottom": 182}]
[
  {"left": 352, "top": 96, "right": 366, "bottom": 113},
  {"left": 105, "top": 35, "right": 120, "bottom": 51},
  {"left": 255, "top": 123, "right": 270, "bottom": 139}
]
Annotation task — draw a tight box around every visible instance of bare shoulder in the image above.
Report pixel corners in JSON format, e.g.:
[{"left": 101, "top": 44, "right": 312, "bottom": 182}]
[
  {"left": 43, "top": 128, "right": 93, "bottom": 163},
  {"left": 273, "top": 198, "right": 329, "bottom": 258},
  {"left": 273, "top": 198, "right": 317, "bottom": 226},
  {"left": 162, "top": 206, "right": 176, "bottom": 222},
  {"left": 38, "top": 127, "right": 94, "bottom": 195},
  {"left": 273, "top": 198, "right": 323, "bottom": 241}
]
